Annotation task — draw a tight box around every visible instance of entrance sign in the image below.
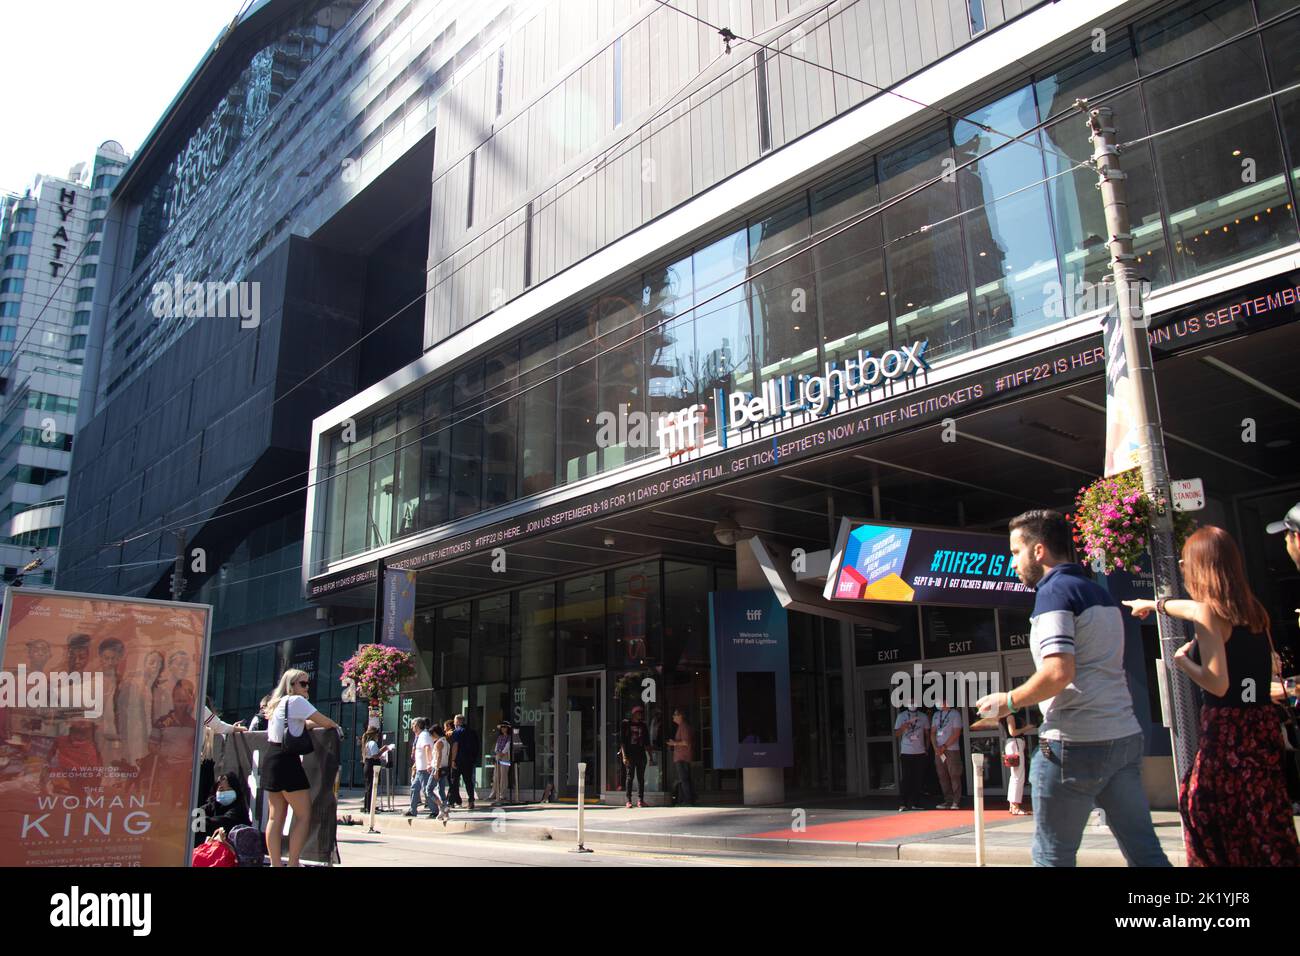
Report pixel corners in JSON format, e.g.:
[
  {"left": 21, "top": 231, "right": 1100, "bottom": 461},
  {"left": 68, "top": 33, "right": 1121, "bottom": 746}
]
[
  {"left": 825, "top": 519, "right": 1034, "bottom": 609},
  {"left": 708, "top": 590, "right": 793, "bottom": 769},
  {"left": 714, "top": 340, "right": 930, "bottom": 448},
  {"left": 1171, "top": 478, "right": 1205, "bottom": 512},
  {"left": 0, "top": 588, "right": 211, "bottom": 867}
]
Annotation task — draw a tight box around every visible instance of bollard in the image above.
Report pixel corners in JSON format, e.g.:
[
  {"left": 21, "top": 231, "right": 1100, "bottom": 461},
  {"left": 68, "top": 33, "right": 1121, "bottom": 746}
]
[
  {"left": 571, "top": 761, "right": 593, "bottom": 854},
  {"left": 367, "top": 763, "right": 380, "bottom": 833},
  {"left": 971, "top": 751, "right": 986, "bottom": 867}
]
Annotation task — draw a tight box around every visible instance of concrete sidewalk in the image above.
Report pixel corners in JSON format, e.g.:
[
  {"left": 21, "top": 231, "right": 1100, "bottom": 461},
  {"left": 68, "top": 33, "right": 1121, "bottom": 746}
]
[{"left": 335, "top": 794, "right": 1190, "bottom": 866}]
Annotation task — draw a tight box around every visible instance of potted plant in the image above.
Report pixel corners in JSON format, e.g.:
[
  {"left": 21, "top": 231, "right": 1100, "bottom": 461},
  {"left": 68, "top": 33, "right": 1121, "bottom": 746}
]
[
  {"left": 340, "top": 644, "right": 416, "bottom": 712},
  {"left": 1069, "top": 468, "right": 1195, "bottom": 575}
]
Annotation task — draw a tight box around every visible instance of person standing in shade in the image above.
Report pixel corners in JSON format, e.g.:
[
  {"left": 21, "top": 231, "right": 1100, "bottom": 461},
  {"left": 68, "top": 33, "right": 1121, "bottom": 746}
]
[
  {"left": 430, "top": 723, "right": 451, "bottom": 820},
  {"left": 490, "top": 723, "right": 512, "bottom": 805},
  {"left": 1126, "top": 526, "right": 1300, "bottom": 867},
  {"left": 1004, "top": 709, "right": 1037, "bottom": 816},
  {"left": 976, "top": 510, "right": 1169, "bottom": 867},
  {"left": 930, "top": 695, "right": 964, "bottom": 809},
  {"left": 620, "top": 705, "right": 651, "bottom": 808},
  {"left": 405, "top": 718, "right": 435, "bottom": 818},
  {"left": 666, "top": 708, "right": 696, "bottom": 807},
  {"left": 894, "top": 699, "right": 929, "bottom": 811},
  {"left": 1267, "top": 502, "right": 1300, "bottom": 630},
  {"left": 449, "top": 714, "right": 479, "bottom": 811}
]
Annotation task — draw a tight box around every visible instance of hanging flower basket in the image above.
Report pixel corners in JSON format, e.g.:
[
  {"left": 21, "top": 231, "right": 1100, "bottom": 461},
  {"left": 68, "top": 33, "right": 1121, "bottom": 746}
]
[
  {"left": 1068, "top": 468, "right": 1195, "bottom": 575},
  {"left": 340, "top": 644, "right": 416, "bottom": 707}
]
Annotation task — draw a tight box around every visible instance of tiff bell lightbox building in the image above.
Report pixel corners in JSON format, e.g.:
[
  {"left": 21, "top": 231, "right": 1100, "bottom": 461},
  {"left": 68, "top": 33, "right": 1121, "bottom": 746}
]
[{"left": 70, "top": 0, "right": 1300, "bottom": 804}]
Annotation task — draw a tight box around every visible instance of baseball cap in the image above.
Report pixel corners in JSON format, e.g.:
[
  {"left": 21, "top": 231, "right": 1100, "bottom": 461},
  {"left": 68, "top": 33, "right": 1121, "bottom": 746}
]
[{"left": 1266, "top": 502, "right": 1300, "bottom": 535}]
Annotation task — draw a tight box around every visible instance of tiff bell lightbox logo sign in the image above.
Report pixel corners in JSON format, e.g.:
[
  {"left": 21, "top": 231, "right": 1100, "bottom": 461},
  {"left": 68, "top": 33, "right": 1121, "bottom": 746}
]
[
  {"left": 714, "top": 340, "right": 931, "bottom": 448},
  {"left": 150, "top": 274, "right": 260, "bottom": 328}
]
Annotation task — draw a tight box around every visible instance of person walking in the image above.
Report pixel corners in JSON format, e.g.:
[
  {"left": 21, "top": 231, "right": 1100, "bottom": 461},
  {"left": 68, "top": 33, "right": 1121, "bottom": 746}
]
[
  {"left": 666, "top": 708, "right": 696, "bottom": 807},
  {"left": 449, "top": 714, "right": 480, "bottom": 811},
  {"left": 405, "top": 718, "right": 435, "bottom": 818},
  {"left": 976, "top": 509, "right": 1169, "bottom": 867},
  {"left": 361, "top": 727, "right": 382, "bottom": 814},
  {"left": 490, "top": 723, "right": 512, "bottom": 805},
  {"left": 262, "top": 669, "right": 341, "bottom": 867},
  {"left": 894, "top": 699, "right": 929, "bottom": 811},
  {"left": 1004, "top": 709, "right": 1036, "bottom": 816},
  {"left": 1125, "top": 526, "right": 1300, "bottom": 867},
  {"left": 430, "top": 723, "right": 451, "bottom": 821},
  {"left": 931, "top": 695, "right": 964, "bottom": 809},
  {"left": 620, "top": 705, "right": 651, "bottom": 807}
]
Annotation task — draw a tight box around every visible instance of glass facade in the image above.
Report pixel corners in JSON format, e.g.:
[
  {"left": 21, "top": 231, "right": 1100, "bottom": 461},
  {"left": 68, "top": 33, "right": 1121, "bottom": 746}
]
[
  {"left": 385, "top": 558, "right": 847, "bottom": 800},
  {"left": 314, "top": 0, "right": 1300, "bottom": 573}
]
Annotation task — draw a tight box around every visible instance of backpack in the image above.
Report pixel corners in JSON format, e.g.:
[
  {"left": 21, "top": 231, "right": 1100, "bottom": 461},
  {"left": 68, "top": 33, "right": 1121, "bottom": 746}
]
[{"left": 227, "top": 824, "right": 266, "bottom": 867}]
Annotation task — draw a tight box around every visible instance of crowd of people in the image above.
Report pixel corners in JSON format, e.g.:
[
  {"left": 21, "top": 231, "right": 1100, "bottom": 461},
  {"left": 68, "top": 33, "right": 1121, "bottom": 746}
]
[{"left": 189, "top": 501, "right": 1300, "bottom": 869}]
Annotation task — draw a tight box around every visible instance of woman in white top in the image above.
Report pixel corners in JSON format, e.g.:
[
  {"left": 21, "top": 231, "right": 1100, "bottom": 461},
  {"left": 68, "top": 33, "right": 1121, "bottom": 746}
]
[
  {"left": 1004, "top": 709, "right": 1037, "bottom": 815},
  {"left": 430, "top": 724, "right": 451, "bottom": 820},
  {"left": 261, "top": 669, "right": 339, "bottom": 867}
]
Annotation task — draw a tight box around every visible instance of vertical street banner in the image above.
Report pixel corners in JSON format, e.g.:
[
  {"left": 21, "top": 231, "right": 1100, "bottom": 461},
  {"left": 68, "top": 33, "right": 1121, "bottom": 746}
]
[
  {"left": 0, "top": 588, "right": 212, "bottom": 867},
  {"left": 708, "top": 590, "right": 793, "bottom": 769},
  {"left": 1103, "top": 307, "right": 1142, "bottom": 476},
  {"left": 381, "top": 568, "right": 416, "bottom": 651}
]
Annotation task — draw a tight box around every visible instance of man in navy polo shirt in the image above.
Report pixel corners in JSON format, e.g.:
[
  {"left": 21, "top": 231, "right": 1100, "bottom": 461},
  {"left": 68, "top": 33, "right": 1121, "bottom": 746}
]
[{"left": 976, "top": 509, "right": 1169, "bottom": 867}]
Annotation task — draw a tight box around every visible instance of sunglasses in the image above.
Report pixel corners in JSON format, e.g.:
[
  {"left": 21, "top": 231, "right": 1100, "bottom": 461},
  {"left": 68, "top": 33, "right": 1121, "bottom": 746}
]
[{"left": 294, "top": 680, "right": 310, "bottom": 688}]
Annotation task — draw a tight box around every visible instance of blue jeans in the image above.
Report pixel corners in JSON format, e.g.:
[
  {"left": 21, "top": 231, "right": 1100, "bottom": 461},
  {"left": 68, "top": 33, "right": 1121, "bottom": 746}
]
[
  {"left": 428, "top": 768, "right": 447, "bottom": 806},
  {"left": 1030, "top": 732, "right": 1170, "bottom": 867},
  {"left": 409, "top": 769, "right": 432, "bottom": 813}
]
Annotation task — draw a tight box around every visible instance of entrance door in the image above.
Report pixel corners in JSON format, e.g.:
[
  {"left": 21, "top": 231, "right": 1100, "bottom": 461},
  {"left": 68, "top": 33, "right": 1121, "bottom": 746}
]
[
  {"left": 855, "top": 665, "right": 902, "bottom": 795},
  {"left": 555, "top": 672, "right": 603, "bottom": 800}
]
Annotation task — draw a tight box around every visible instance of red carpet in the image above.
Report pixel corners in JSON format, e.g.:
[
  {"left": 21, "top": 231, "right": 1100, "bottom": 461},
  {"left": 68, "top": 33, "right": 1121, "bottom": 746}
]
[{"left": 745, "top": 809, "right": 1016, "bottom": 842}]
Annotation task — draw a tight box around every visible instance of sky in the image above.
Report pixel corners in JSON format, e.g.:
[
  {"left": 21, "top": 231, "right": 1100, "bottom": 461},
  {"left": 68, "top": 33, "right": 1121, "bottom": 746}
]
[{"left": 0, "top": 0, "right": 245, "bottom": 196}]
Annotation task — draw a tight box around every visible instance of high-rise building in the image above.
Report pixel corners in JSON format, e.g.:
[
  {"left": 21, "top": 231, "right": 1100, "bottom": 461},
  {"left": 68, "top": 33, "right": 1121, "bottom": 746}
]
[
  {"left": 61, "top": 0, "right": 1300, "bottom": 805},
  {"left": 0, "top": 141, "right": 130, "bottom": 588}
]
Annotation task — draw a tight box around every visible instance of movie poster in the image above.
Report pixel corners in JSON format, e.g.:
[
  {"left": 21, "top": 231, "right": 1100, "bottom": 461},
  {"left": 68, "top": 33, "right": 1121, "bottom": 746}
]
[{"left": 0, "top": 589, "right": 211, "bottom": 867}]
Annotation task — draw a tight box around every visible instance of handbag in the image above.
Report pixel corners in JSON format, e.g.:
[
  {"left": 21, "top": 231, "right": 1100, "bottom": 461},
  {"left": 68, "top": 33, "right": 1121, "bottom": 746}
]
[
  {"left": 1002, "top": 751, "right": 1020, "bottom": 768},
  {"left": 192, "top": 831, "right": 237, "bottom": 867},
  {"left": 278, "top": 697, "right": 314, "bottom": 757}
]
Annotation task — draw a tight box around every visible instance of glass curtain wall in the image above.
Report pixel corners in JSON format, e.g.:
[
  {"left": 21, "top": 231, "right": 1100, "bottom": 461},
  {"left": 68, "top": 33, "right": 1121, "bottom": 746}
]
[{"left": 317, "top": 0, "right": 1300, "bottom": 570}]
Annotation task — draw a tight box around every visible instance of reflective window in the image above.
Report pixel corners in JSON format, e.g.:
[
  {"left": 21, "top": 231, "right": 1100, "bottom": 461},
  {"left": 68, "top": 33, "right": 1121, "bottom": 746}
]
[
  {"left": 609, "top": 562, "right": 661, "bottom": 666},
  {"left": 518, "top": 322, "right": 557, "bottom": 496},
  {"left": 880, "top": 127, "right": 972, "bottom": 360},
  {"left": 692, "top": 229, "right": 754, "bottom": 422},
  {"left": 0, "top": 279, "right": 22, "bottom": 295},
  {"left": 341, "top": 418, "right": 372, "bottom": 558},
  {"left": 643, "top": 254, "right": 694, "bottom": 453},
  {"left": 483, "top": 343, "right": 518, "bottom": 509},
  {"left": 393, "top": 395, "right": 422, "bottom": 539},
  {"left": 368, "top": 410, "right": 396, "bottom": 548},
  {"left": 473, "top": 594, "right": 510, "bottom": 683},
  {"left": 515, "top": 584, "right": 555, "bottom": 679},
  {"left": 1262, "top": 16, "right": 1300, "bottom": 236},
  {"left": 1036, "top": 38, "right": 1171, "bottom": 303},
  {"left": 597, "top": 281, "right": 647, "bottom": 470},
  {"left": 435, "top": 603, "right": 471, "bottom": 687},
  {"left": 955, "top": 86, "right": 1063, "bottom": 345},
  {"left": 420, "top": 381, "right": 452, "bottom": 529},
  {"left": 557, "top": 307, "right": 600, "bottom": 483},
  {"left": 1137, "top": 0, "right": 1294, "bottom": 278},
  {"left": 749, "top": 195, "right": 820, "bottom": 382},
  {"left": 811, "top": 161, "right": 892, "bottom": 369},
  {"left": 450, "top": 359, "right": 483, "bottom": 518},
  {"left": 557, "top": 573, "right": 605, "bottom": 670}
]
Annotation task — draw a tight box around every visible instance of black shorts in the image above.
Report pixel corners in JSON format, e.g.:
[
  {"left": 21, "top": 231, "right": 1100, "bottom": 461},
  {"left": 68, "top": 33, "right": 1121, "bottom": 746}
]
[{"left": 262, "top": 745, "right": 310, "bottom": 793}]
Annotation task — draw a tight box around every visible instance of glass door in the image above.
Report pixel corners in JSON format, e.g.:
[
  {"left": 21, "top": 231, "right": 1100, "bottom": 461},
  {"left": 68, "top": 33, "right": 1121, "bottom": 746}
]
[
  {"left": 928, "top": 655, "right": 1005, "bottom": 796},
  {"left": 855, "top": 665, "right": 901, "bottom": 795},
  {"left": 556, "top": 671, "right": 603, "bottom": 800}
]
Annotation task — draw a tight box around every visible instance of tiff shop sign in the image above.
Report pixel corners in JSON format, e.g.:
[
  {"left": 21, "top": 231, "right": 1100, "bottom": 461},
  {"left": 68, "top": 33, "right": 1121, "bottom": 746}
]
[
  {"left": 708, "top": 340, "right": 930, "bottom": 452},
  {"left": 49, "top": 188, "right": 76, "bottom": 278}
]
